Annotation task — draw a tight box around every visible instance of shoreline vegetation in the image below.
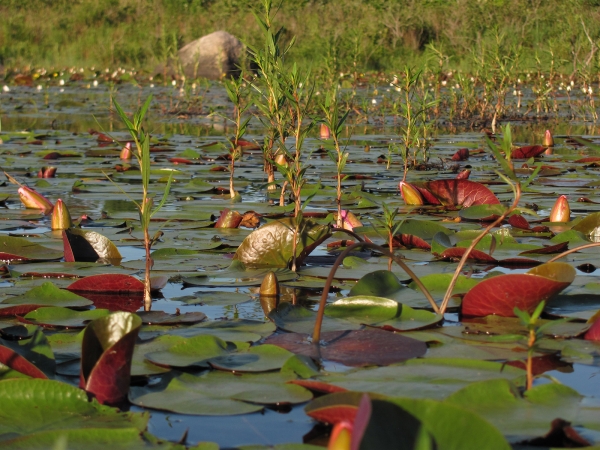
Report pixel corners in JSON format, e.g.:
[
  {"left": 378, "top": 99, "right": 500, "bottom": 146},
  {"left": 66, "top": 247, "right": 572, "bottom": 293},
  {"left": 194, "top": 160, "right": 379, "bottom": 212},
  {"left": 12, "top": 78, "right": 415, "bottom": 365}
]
[{"left": 2, "top": 0, "right": 600, "bottom": 80}]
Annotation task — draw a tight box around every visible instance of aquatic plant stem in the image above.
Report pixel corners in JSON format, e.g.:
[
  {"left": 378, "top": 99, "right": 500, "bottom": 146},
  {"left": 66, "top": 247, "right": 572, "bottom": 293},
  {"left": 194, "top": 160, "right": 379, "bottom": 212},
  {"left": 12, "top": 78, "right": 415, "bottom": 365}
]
[
  {"left": 439, "top": 184, "right": 521, "bottom": 315},
  {"left": 312, "top": 241, "right": 439, "bottom": 344}
]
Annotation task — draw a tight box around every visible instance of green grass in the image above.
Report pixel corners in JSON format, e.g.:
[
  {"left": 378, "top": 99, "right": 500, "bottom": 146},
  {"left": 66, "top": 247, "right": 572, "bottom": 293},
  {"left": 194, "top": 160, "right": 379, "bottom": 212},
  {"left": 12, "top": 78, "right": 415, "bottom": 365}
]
[{"left": 2, "top": 0, "right": 600, "bottom": 79}]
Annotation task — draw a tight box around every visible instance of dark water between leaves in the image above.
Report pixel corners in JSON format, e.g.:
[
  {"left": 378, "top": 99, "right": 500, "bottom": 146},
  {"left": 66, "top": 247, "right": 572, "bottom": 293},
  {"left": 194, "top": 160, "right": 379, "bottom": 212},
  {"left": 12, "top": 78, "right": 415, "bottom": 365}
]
[{"left": 1, "top": 81, "right": 600, "bottom": 448}]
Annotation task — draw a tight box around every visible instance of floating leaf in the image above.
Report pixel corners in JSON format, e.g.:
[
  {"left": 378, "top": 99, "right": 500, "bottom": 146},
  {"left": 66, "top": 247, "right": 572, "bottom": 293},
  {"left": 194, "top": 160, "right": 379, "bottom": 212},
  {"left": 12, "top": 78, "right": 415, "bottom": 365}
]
[
  {"left": 209, "top": 344, "right": 294, "bottom": 373},
  {"left": 80, "top": 312, "right": 142, "bottom": 404},
  {"left": 421, "top": 180, "right": 500, "bottom": 207},
  {"left": 265, "top": 328, "right": 427, "bottom": 367},
  {"left": 68, "top": 274, "right": 144, "bottom": 293},
  {"left": 461, "top": 262, "right": 576, "bottom": 317},
  {"left": 234, "top": 218, "right": 331, "bottom": 267},
  {"left": 0, "top": 281, "right": 92, "bottom": 316},
  {"left": 572, "top": 211, "right": 600, "bottom": 238},
  {"left": 511, "top": 145, "right": 547, "bottom": 159},
  {"left": 22, "top": 307, "right": 110, "bottom": 328},
  {"left": 325, "top": 296, "right": 443, "bottom": 331},
  {"left": 130, "top": 371, "right": 312, "bottom": 416},
  {"left": 0, "top": 235, "right": 63, "bottom": 262},
  {"left": 145, "top": 334, "right": 231, "bottom": 368},
  {"left": 348, "top": 270, "right": 404, "bottom": 299}
]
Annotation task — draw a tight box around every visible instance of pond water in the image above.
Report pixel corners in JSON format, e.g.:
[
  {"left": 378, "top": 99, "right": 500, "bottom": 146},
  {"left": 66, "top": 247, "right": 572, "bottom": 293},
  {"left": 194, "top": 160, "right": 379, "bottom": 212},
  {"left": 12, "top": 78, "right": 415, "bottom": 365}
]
[{"left": 1, "top": 79, "right": 600, "bottom": 448}]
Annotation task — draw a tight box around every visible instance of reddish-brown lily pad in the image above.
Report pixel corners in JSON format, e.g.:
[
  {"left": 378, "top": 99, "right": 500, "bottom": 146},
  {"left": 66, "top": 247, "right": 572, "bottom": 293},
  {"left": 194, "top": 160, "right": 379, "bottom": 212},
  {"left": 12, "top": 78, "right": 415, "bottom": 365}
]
[
  {"left": 67, "top": 274, "right": 144, "bottom": 293},
  {"left": 511, "top": 145, "right": 547, "bottom": 159},
  {"left": 461, "top": 262, "right": 576, "bottom": 317},
  {"left": 414, "top": 180, "right": 500, "bottom": 207},
  {"left": 265, "top": 328, "right": 427, "bottom": 367}
]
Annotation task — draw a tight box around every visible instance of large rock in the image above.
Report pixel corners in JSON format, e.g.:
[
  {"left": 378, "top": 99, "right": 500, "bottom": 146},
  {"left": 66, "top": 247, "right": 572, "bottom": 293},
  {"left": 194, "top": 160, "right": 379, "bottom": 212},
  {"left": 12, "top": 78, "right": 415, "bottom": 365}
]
[{"left": 178, "top": 30, "right": 244, "bottom": 80}]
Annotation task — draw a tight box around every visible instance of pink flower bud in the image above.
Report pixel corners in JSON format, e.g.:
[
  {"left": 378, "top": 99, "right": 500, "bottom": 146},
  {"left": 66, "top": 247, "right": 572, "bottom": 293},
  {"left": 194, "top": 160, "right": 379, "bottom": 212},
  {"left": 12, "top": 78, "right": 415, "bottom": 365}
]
[
  {"left": 549, "top": 195, "right": 570, "bottom": 222},
  {"left": 320, "top": 123, "right": 331, "bottom": 140},
  {"left": 18, "top": 186, "right": 53, "bottom": 212},
  {"left": 120, "top": 142, "right": 132, "bottom": 160},
  {"left": 543, "top": 130, "right": 554, "bottom": 147},
  {"left": 328, "top": 420, "right": 353, "bottom": 450}
]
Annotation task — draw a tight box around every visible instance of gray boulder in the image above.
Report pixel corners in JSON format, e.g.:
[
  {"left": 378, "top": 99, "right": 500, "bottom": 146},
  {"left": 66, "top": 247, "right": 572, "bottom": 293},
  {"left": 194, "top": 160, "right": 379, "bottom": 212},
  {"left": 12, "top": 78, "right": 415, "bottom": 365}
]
[{"left": 178, "top": 30, "right": 244, "bottom": 80}]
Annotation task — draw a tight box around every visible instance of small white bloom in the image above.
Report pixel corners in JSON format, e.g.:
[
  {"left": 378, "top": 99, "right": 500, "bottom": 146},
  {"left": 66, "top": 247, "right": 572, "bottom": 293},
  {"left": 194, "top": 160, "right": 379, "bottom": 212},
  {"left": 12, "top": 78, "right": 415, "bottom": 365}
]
[
  {"left": 2, "top": 85, "right": 10, "bottom": 92},
  {"left": 441, "top": 80, "right": 447, "bottom": 86},
  {"left": 150, "top": 84, "right": 155, "bottom": 88},
  {"left": 589, "top": 86, "right": 593, "bottom": 95},
  {"left": 37, "top": 85, "right": 42, "bottom": 91},
  {"left": 59, "top": 79, "right": 65, "bottom": 86},
  {"left": 93, "top": 80, "right": 98, "bottom": 87},
  {"left": 371, "top": 98, "right": 377, "bottom": 104},
  {"left": 171, "top": 80, "right": 177, "bottom": 86}
]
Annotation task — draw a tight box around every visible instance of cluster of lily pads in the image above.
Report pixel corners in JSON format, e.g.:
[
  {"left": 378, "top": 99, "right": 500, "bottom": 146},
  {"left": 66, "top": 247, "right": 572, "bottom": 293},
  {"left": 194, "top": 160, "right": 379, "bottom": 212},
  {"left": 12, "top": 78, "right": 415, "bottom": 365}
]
[{"left": 1, "top": 76, "right": 600, "bottom": 448}]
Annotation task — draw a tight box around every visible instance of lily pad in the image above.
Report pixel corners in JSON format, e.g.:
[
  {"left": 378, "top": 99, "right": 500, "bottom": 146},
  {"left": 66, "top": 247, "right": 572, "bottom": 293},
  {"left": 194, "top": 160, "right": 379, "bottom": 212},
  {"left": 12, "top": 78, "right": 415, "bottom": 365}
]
[{"left": 130, "top": 371, "right": 312, "bottom": 415}]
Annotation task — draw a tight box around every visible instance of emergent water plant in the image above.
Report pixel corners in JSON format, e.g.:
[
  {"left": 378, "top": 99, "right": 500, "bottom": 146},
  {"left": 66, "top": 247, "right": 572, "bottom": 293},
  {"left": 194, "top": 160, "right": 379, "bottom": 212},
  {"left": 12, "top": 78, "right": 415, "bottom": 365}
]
[{"left": 112, "top": 95, "right": 172, "bottom": 310}]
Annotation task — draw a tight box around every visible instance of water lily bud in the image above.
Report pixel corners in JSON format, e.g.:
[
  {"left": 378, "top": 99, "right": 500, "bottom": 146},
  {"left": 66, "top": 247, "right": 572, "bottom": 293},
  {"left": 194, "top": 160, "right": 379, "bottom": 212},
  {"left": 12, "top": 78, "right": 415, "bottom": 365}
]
[
  {"left": 549, "top": 195, "right": 570, "bottom": 222},
  {"left": 320, "top": 123, "right": 331, "bottom": 140},
  {"left": 543, "top": 130, "right": 554, "bottom": 147},
  {"left": 18, "top": 186, "right": 54, "bottom": 211},
  {"left": 214, "top": 208, "right": 243, "bottom": 228},
  {"left": 259, "top": 271, "right": 280, "bottom": 316},
  {"left": 51, "top": 199, "right": 72, "bottom": 230},
  {"left": 37, "top": 166, "right": 57, "bottom": 178},
  {"left": 328, "top": 421, "right": 353, "bottom": 450},
  {"left": 120, "top": 142, "right": 132, "bottom": 160},
  {"left": 398, "top": 181, "right": 424, "bottom": 206},
  {"left": 338, "top": 210, "right": 363, "bottom": 230}
]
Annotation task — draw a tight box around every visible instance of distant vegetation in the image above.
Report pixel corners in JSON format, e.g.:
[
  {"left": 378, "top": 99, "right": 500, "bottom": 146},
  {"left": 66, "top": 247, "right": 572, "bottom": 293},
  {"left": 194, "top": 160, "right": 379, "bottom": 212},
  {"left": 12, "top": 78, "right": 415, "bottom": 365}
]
[{"left": 2, "top": 0, "right": 600, "bottom": 79}]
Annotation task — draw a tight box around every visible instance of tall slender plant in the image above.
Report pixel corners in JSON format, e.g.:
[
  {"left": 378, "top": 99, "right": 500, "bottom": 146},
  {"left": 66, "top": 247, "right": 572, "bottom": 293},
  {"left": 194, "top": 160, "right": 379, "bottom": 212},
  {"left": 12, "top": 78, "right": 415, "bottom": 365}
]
[
  {"left": 223, "top": 74, "right": 251, "bottom": 200},
  {"left": 113, "top": 95, "right": 172, "bottom": 310},
  {"left": 320, "top": 86, "right": 350, "bottom": 228},
  {"left": 248, "top": 0, "right": 294, "bottom": 193}
]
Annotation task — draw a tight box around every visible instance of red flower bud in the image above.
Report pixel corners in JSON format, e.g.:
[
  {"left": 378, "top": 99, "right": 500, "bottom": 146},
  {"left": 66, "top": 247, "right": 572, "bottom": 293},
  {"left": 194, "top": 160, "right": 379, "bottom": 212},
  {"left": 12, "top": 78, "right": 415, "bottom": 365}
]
[
  {"left": 18, "top": 186, "right": 53, "bottom": 212},
  {"left": 398, "top": 181, "right": 424, "bottom": 205},
  {"left": 549, "top": 195, "right": 570, "bottom": 223}
]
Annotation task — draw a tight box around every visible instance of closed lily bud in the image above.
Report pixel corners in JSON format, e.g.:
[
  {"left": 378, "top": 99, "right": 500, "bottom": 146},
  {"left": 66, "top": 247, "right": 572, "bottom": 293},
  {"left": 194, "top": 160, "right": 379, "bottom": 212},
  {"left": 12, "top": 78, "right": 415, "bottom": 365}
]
[
  {"left": 18, "top": 186, "right": 53, "bottom": 211},
  {"left": 328, "top": 421, "right": 353, "bottom": 450},
  {"left": 259, "top": 271, "right": 280, "bottom": 316},
  {"left": 543, "top": 130, "right": 554, "bottom": 147},
  {"left": 51, "top": 199, "right": 72, "bottom": 230},
  {"left": 37, "top": 166, "right": 57, "bottom": 178},
  {"left": 120, "top": 142, "right": 132, "bottom": 160},
  {"left": 320, "top": 123, "right": 331, "bottom": 140},
  {"left": 398, "top": 181, "right": 424, "bottom": 206},
  {"left": 549, "top": 195, "right": 570, "bottom": 222},
  {"left": 338, "top": 210, "right": 363, "bottom": 230}
]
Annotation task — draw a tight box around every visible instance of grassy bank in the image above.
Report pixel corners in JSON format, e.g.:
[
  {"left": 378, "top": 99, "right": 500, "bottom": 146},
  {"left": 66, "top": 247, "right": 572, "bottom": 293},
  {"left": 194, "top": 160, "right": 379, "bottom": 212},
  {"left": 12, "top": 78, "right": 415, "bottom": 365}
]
[{"left": 2, "top": 0, "right": 600, "bottom": 79}]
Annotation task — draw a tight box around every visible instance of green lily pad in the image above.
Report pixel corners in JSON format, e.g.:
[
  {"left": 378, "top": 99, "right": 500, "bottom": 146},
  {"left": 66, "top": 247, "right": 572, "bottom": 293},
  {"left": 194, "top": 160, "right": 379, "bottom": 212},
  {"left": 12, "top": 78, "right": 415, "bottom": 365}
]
[
  {"left": 23, "top": 307, "right": 110, "bottom": 328},
  {"left": 209, "top": 344, "right": 295, "bottom": 372},
  {"left": 347, "top": 270, "right": 405, "bottom": 300},
  {"left": 130, "top": 371, "right": 312, "bottom": 415},
  {"left": 144, "top": 334, "right": 232, "bottom": 368},
  {"left": 268, "top": 302, "right": 360, "bottom": 334},
  {"left": 0, "top": 235, "right": 63, "bottom": 262},
  {"left": 325, "top": 296, "right": 443, "bottom": 331}
]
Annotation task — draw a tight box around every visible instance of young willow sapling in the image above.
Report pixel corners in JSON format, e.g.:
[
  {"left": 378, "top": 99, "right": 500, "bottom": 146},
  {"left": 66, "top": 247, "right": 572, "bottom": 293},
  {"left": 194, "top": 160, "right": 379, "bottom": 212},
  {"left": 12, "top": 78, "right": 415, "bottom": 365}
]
[{"left": 112, "top": 95, "right": 172, "bottom": 310}]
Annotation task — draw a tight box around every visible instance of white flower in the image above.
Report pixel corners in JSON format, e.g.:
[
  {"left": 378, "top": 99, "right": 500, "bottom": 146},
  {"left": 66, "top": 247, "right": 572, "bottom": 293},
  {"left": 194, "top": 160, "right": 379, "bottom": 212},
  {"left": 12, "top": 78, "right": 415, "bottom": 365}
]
[
  {"left": 2, "top": 85, "right": 10, "bottom": 92},
  {"left": 371, "top": 98, "right": 377, "bottom": 104},
  {"left": 93, "top": 80, "right": 98, "bottom": 87},
  {"left": 171, "top": 80, "right": 177, "bottom": 86},
  {"left": 37, "top": 85, "right": 42, "bottom": 91},
  {"left": 59, "top": 79, "right": 65, "bottom": 86}
]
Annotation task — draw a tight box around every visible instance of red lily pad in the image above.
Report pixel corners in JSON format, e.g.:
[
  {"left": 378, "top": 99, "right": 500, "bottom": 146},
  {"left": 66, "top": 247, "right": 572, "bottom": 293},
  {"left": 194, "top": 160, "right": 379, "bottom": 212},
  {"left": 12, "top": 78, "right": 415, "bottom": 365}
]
[
  {"left": 265, "top": 328, "right": 427, "bottom": 367},
  {"left": 439, "top": 247, "right": 498, "bottom": 263},
  {"left": 519, "top": 242, "right": 569, "bottom": 255},
  {"left": 421, "top": 180, "right": 500, "bottom": 207},
  {"left": 511, "top": 145, "right": 547, "bottom": 159},
  {"left": 508, "top": 214, "right": 530, "bottom": 230},
  {"left": 393, "top": 234, "right": 431, "bottom": 250},
  {"left": 287, "top": 379, "right": 348, "bottom": 394},
  {"left": 67, "top": 274, "right": 144, "bottom": 293},
  {"left": 80, "top": 312, "right": 142, "bottom": 404},
  {"left": 0, "top": 345, "right": 48, "bottom": 379},
  {"left": 461, "top": 262, "right": 576, "bottom": 317},
  {"left": 584, "top": 316, "right": 600, "bottom": 341},
  {"left": 451, "top": 148, "right": 470, "bottom": 161}
]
